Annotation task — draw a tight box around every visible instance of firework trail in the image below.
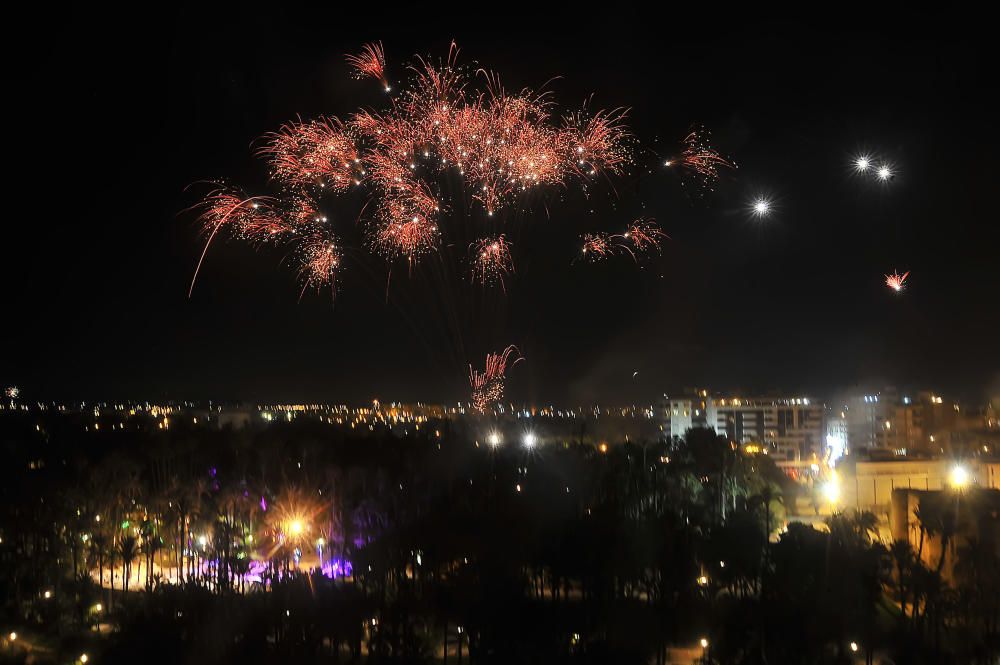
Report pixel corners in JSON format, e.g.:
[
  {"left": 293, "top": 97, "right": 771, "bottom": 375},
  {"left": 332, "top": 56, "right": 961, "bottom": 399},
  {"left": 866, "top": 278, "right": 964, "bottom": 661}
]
[
  {"left": 885, "top": 270, "right": 909, "bottom": 292},
  {"left": 346, "top": 42, "right": 389, "bottom": 90},
  {"left": 665, "top": 126, "right": 735, "bottom": 192},
  {"left": 188, "top": 188, "right": 278, "bottom": 297},
  {"left": 470, "top": 235, "right": 514, "bottom": 288},
  {"left": 469, "top": 345, "right": 522, "bottom": 412}
]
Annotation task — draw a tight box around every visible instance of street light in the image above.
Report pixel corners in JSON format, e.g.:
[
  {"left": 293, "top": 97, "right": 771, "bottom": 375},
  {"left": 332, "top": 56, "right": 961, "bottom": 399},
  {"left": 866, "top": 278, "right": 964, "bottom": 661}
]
[
  {"left": 950, "top": 464, "right": 970, "bottom": 489},
  {"left": 822, "top": 474, "right": 841, "bottom": 505},
  {"left": 523, "top": 433, "right": 536, "bottom": 449},
  {"left": 487, "top": 432, "right": 502, "bottom": 448}
]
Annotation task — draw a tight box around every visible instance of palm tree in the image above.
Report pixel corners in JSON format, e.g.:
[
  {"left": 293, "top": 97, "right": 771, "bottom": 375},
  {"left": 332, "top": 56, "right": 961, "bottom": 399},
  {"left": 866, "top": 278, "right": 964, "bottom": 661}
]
[
  {"left": 118, "top": 535, "right": 139, "bottom": 593},
  {"left": 889, "top": 539, "right": 915, "bottom": 618}
]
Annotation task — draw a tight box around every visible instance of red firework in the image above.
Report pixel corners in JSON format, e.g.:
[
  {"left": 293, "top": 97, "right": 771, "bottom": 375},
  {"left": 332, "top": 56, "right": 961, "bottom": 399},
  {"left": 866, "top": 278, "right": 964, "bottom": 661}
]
[
  {"left": 885, "top": 270, "right": 910, "bottom": 293},
  {"left": 191, "top": 43, "right": 631, "bottom": 294},
  {"left": 260, "top": 118, "right": 360, "bottom": 191},
  {"left": 580, "top": 232, "right": 634, "bottom": 262},
  {"left": 346, "top": 42, "right": 388, "bottom": 90},
  {"left": 621, "top": 219, "right": 669, "bottom": 254},
  {"left": 297, "top": 227, "right": 342, "bottom": 294},
  {"left": 470, "top": 235, "right": 514, "bottom": 287},
  {"left": 469, "top": 345, "right": 522, "bottom": 412},
  {"left": 189, "top": 188, "right": 277, "bottom": 296},
  {"left": 666, "top": 126, "right": 734, "bottom": 191}
]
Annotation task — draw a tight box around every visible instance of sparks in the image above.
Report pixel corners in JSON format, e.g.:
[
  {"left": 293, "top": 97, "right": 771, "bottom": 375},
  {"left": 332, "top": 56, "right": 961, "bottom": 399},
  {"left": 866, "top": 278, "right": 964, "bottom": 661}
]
[
  {"left": 470, "top": 235, "right": 514, "bottom": 287},
  {"left": 469, "top": 346, "right": 522, "bottom": 412},
  {"left": 345, "top": 42, "right": 389, "bottom": 90},
  {"left": 885, "top": 270, "right": 909, "bottom": 292},
  {"left": 673, "top": 126, "right": 735, "bottom": 191},
  {"left": 189, "top": 43, "right": 631, "bottom": 296},
  {"left": 621, "top": 218, "right": 668, "bottom": 255}
]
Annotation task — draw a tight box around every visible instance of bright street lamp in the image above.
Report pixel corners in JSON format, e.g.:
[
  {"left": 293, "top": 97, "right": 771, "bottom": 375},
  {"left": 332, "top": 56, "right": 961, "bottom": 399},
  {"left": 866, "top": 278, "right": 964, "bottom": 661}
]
[{"left": 950, "top": 465, "right": 970, "bottom": 489}]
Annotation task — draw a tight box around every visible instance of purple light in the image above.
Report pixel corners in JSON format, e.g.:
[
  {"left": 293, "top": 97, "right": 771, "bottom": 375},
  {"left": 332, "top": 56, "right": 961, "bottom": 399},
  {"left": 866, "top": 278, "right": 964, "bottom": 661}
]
[{"left": 321, "top": 559, "right": 354, "bottom": 579}]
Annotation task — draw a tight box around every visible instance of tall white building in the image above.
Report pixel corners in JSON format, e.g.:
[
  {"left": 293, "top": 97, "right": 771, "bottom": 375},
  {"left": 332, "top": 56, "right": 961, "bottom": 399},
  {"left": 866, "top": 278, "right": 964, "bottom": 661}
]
[{"left": 661, "top": 392, "right": 825, "bottom": 461}]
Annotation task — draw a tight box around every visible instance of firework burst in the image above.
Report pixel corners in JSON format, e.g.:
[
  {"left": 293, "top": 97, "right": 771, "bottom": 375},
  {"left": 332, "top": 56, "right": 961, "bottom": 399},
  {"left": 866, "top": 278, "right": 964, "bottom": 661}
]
[
  {"left": 469, "top": 345, "right": 522, "bottom": 412},
  {"left": 296, "top": 226, "right": 343, "bottom": 295},
  {"left": 260, "top": 118, "right": 361, "bottom": 191},
  {"left": 885, "top": 270, "right": 909, "bottom": 293},
  {"left": 621, "top": 218, "right": 668, "bottom": 254},
  {"left": 191, "top": 43, "right": 631, "bottom": 296},
  {"left": 346, "top": 42, "right": 389, "bottom": 90},
  {"left": 665, "top": 126, "right": 735, "bottom": 191},
  {"left": 470, "top": 235, "right": 514, "bottom": 287}
]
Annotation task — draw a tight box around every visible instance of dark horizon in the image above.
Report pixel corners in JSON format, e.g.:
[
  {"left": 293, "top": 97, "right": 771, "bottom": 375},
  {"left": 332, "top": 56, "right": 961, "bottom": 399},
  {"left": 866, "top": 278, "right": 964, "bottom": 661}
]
[{"left": 5, "top": 8, "right": 998, "bottom": 404}]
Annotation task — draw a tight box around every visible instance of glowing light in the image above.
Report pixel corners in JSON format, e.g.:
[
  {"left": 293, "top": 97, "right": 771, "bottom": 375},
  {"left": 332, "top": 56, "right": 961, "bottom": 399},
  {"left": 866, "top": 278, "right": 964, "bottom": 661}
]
[
  {"left": 821, "top": 476, "right": 841, "bottom": 504},
  {"left": 487, "top": 432, "right": 502, "bottom": 447},
  {"left": 877, "top": 165, "right": 892, "bottom": 181},
  {"left": 854, "top": 156, "right": 870, "bottom": 172},
  {"left": 288, "top": 519, "right": 305, "bottom": 536},
  {"left": 700, "top": 638, "right": 709, "bottom": 648},
  {"left": 950, "top": 465, "right": 970, "bottom": 489},
  {"left": 850, "top": 642, "right": 859, "bottom": 653},
  {"left": 523, "top": 433, "right": 536, "bottom": 449},
  {"left": 697, "top": 575, "right": 709, "bottom": 586},
  {"left": 751, "top": 197, "right": 772, "bottom": 218},
  {"left": 80, "top": 654, "right": 89, "bottom": 664},
  {"left": 9, "top": 632, "right": 16, "bottom": 641}
]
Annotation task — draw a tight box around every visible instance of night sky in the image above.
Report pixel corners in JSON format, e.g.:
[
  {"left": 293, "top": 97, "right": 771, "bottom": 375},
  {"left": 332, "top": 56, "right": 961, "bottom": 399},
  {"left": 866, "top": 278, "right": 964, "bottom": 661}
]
[{"left": 5, "top": 9, "right": 998, "bottom": 404}]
